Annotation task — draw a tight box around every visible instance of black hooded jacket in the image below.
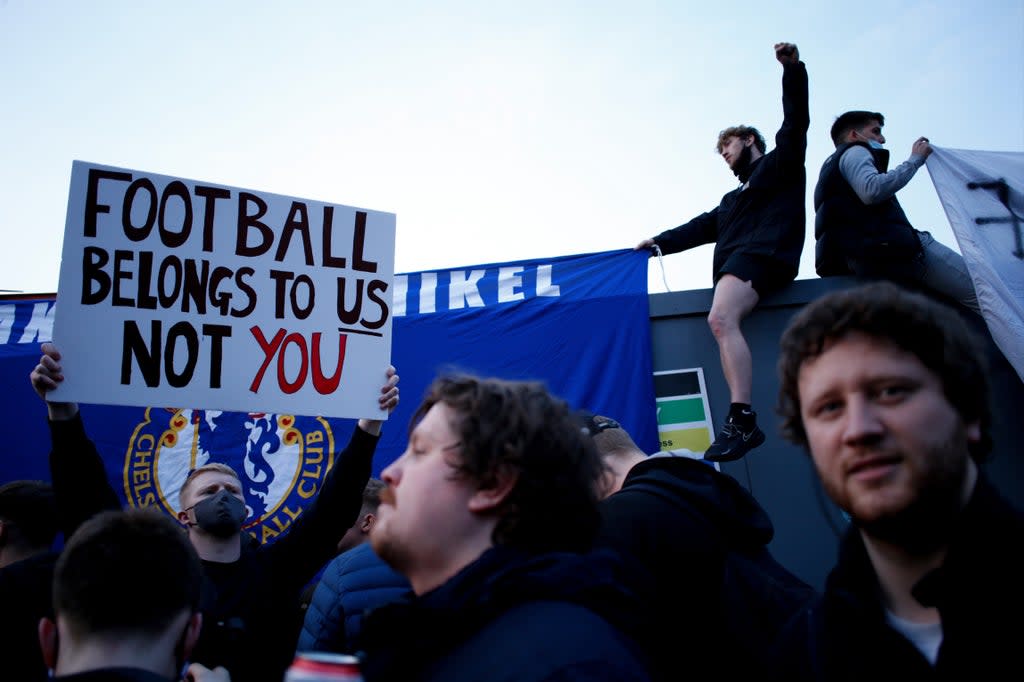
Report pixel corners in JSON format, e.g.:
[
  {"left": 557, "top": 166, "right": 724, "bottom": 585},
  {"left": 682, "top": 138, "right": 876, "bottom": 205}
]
[
  {"left": 598, "top": 454, "right": 816, "bottom": 681},
  {"left": 651, "top": 60, "right": 809, "bottom": 284}
]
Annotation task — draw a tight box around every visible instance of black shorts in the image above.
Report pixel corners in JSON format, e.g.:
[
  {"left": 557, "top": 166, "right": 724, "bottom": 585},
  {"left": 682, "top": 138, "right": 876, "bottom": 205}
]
[{"left": 716, "top": 253, "right": 796, "bottom": 298}]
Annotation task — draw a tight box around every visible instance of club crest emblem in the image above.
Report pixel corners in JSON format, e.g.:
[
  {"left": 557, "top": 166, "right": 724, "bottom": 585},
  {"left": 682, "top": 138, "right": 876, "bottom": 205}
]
[{"left": 124, "top": 408, "right": 335, "bottom": 544}]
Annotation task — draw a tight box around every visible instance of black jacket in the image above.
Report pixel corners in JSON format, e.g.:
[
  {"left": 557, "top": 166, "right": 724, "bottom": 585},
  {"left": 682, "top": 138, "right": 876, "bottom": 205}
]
[
  {"left": 769, "top": 472, "right": 1024, "bottom": 681},
  {"left": 813, "top": 141, "right": 922, "bottom": 276},
  {"left": 54, "top": 669, "right": 177, "bottom": 682},
  {"left": 652, "top": 60, "right": 808, "bottom": 284},
  {"left": 598, "top": 455, "right": 815, "bottom": 681},
  {"left": 48, "top": 414, "right": 380, "bottom": 682},
  {"left": 0, "top": 550, "right": 59, "bottom": 682}
]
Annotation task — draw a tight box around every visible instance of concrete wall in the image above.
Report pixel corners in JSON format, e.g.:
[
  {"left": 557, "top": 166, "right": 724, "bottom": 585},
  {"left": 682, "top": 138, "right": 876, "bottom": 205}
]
[{"left": 648, "top": 276, "right": 1024, "bottom": 591}]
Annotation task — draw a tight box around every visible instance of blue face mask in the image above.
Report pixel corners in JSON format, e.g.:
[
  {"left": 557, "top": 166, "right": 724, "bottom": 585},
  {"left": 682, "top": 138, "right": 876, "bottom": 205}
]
[{"left": 856, "top": 131, "right": 884, "bottom": 150}]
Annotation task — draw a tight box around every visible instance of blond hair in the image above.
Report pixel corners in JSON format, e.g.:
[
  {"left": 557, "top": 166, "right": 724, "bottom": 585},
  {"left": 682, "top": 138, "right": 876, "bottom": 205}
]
[{"left": 178, "top": 463, "right": 240, "bottom": 507}]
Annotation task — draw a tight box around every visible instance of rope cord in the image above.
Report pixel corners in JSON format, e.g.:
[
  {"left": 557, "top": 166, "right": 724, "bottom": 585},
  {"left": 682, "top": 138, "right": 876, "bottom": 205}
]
[{"left": 651, "top": 244, "right": 673, "bottom": 292}]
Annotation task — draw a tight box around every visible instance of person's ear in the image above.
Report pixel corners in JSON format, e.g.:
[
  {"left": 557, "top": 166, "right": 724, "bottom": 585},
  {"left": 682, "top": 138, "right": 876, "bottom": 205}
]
[
  {"left": 182, "top": 612, "right": 203, "bottom": 661},
  {"left": 172, "top": 612, "right": 202, "bottom": 677},
  {"left": 468, "top": 468, "right": 518, "bottom": 512},
  {"left": 360, "top": 513, "right": 375, "bottom": 534},
  {"left": 38, "top": 617, "right": 58, "bottom": 671},
  {"left": 966, "top": 419, "right": 982, "bottom": 445}
]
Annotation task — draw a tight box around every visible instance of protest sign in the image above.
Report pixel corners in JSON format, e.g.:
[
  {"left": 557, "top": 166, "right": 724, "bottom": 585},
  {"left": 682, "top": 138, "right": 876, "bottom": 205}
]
[{"left": 51, "top": 161, "right": 395, "bottom": 419}]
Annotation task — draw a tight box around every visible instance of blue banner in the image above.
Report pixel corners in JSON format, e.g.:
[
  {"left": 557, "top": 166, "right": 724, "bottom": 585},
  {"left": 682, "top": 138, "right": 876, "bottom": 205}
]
[{"left": 0, "top": 249, "right": 656, "bottom": 543}]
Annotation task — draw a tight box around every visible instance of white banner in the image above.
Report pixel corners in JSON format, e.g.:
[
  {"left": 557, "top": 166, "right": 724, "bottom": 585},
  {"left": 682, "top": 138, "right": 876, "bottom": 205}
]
[{"left": 926, "top": 147, "right": 1024, "bottom": 382}]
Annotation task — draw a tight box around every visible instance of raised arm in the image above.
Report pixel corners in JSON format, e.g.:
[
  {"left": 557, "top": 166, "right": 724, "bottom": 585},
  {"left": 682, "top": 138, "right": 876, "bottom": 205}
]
[
  {"left": 357, "top": 365, "right": 400, "bottom": 436},
  {"left": 266, "top": 366, "right": 400, "bottom": 588},
  {"left": 774, "top": 42, "right": 799, "bottom": 66},
  {"left": 30, "top": 342, "right": 120, "bottom": 538},
  {"left": 773, "top": 42, "right": 808, "bottom": 170},
  {"left": 30, "top": 342, "right": 78, "bottom": 422}
]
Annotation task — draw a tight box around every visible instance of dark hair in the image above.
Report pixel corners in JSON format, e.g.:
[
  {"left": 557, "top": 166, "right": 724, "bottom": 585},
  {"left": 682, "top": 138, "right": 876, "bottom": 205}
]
[
  {"left": 830, "top": 110, "right": 885, "bottom": 145},
  {"left": 777, "top": 282, "right": 992, "bottom": 460},
  {"left": 410, "top": 374, "right": 604, "bottom": 553},
  {"left": 0, "top": 480, "right": 58, "bottom": 551},
  {"left": 361, "top": 478, "right": 387, "bottom": 513},
  {"left": 717, "top": 125, "right": 767, "bottom": 155},
  {"left": 53, "top": 508, "right": 202, "bottom": 639}
]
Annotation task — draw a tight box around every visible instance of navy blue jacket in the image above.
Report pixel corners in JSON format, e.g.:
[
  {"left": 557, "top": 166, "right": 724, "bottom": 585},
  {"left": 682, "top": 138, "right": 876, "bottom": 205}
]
[
  {"left": 358, "top": 546, "right": 653, "bottom": 681},
  {"left": 296, "top": 541, "right": 410, "bottom": 654}
]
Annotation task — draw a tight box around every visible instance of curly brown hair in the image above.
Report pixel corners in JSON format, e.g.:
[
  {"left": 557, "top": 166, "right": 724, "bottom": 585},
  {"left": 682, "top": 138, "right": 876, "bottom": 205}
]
[
  {"left": 716, "top": 125, "right": 766, "bottom": 154},
  {"left": 409, "top": 373, "right": 605, "bottom": 553},
  {"left": 776, "top": 282, "right": 992, "bottom": 461}
]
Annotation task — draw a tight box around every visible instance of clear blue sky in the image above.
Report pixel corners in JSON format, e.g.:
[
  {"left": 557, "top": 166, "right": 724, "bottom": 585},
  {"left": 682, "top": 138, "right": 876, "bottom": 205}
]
[{"left": 2, "top": 0, "right": 1021, "bottom": 294}]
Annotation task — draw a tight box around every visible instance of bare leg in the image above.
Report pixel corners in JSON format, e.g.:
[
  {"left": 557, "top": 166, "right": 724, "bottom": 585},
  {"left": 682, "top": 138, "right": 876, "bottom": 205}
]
[{"left": 706, "top": 275, "right": 759, "bottom": 404}]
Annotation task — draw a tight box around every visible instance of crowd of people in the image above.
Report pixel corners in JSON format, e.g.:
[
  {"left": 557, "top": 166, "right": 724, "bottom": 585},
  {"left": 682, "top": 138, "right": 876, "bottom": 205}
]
[
  {"left": 635, "top": 42, "right": 981, "bottom": 463},
  {"left": 1, "top": 40, "right": 1017, "bottom": 682}
]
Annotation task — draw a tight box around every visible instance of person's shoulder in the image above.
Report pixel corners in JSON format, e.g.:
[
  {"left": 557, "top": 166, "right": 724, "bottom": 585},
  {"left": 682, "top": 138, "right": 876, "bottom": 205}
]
[
  {"left": 505, "top": 601, "right": 651, "bottom": 672},
  {"left": 342, "top": 542, "right": 389, "bottom": 570},
  {"left": 430, "top": 600, "right": 651, "bottom": 681},
  {"left": 838, "top": 142, "right": 871, "bottom": 160},
  {"left": 335, "top": 543, "right": 407, "bottom": 586},
  {"left": 0, "top": 550, "right": 57, "bottom": 601},
  {"left": 634, "top": 450, "right": 713, "bottom": 472},
  {"left": 622, "top": 454, "right": 733, "bottom": 497},
  {"left": 0, "top": 549, "right": 59, "bottom": 575},
  {"left": 484, "top": 600, "right": 647, "bottom": 660},
  {"left": 52, "top": 667, "right": 176, "bottom": 681},
  {"left": 964, "top": 472, "right": 1024, "bottom": 536}
]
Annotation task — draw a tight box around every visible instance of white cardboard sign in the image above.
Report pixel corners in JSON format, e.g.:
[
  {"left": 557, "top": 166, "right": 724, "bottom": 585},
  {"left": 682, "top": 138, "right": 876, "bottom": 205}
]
[{"left": 50, "top": 160, "right": 396, "bottom": 420}]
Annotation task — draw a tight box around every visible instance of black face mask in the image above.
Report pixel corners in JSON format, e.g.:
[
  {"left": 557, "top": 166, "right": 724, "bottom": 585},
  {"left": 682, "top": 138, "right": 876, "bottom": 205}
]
[{"left": 190, "top": 490, "right": 246, "bottom": 538}]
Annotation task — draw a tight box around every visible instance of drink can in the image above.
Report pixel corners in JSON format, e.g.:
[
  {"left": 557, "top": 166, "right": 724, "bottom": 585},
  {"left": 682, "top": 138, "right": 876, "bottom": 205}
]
[{"left": 284, "top": 652, "right": 363, "bottom": 682}]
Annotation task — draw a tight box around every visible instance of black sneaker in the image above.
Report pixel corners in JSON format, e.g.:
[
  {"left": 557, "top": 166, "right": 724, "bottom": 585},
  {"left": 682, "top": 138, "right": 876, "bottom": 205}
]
[{"left": 704, "top": 416, "right": 765, "bottom": 462}]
